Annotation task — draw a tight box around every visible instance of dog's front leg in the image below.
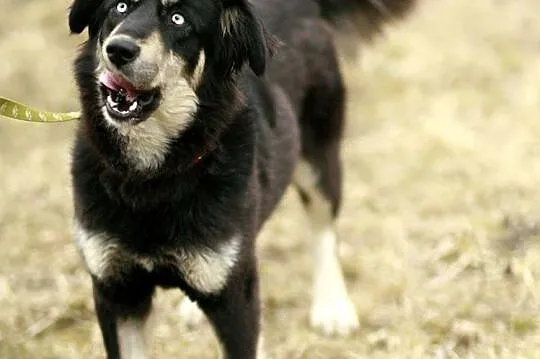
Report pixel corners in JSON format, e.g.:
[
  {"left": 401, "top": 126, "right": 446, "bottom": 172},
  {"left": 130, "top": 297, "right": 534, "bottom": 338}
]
[
  {"left": 197, "top": 255, "right": 263, "bottom": 359},
  {"left": 93, "top": 278, "right": 155, "bottom": 359}
]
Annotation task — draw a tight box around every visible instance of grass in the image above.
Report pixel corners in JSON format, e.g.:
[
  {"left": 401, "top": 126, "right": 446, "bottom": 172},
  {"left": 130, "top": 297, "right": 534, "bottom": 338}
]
[{"left": 1, "top": 0, "right": 540, "bottom": 357}]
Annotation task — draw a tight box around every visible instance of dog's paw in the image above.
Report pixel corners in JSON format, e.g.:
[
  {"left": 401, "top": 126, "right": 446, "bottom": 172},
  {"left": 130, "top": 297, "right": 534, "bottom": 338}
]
[
  {"left": 310, "top": 296, "right": 359, "bottom": 336},
  {"left": 178, "top": 297, "right": 205, "bottom": 329}
]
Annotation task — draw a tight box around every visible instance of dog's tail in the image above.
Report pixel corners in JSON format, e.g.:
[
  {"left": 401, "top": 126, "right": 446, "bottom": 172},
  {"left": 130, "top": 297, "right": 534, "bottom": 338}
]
[{"left": 317, "top": 0, "right": 417, "bottom": 43}]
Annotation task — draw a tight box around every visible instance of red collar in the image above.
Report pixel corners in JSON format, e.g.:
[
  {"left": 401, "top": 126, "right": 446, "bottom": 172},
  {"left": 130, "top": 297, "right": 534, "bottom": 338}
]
[
  {"left": 190, "top": 153, "right": 205, "bottom": 167},
  {"left": 189, "top": 143, "right": 217, "bottom": 168}
]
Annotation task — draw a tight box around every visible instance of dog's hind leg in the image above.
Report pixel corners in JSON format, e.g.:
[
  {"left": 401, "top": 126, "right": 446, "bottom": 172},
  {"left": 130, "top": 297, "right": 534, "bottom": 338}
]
[
  {"left": 92, "top": 279, "right": 155, "bottom": 359},
  {"left": 295, "top": 158, "right": 359, "bottom": 337},
  {"left": 294, "top": 31, "right": 359, "bottom": 335}
]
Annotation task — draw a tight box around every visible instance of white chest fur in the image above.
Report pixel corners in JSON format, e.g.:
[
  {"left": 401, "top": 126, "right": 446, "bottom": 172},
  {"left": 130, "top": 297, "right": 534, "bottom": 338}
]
[{"left": 73, "top": 222, "right": 241, "bottom": 294}]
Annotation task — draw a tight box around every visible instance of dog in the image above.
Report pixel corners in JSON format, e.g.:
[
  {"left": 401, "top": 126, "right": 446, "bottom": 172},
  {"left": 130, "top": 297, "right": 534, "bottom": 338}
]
[{"left": 67, "top": 0, "right": 415, "bottom": 357}]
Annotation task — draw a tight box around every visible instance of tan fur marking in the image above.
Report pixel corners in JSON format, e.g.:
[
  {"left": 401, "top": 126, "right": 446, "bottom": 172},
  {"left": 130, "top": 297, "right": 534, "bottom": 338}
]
[
  {"left": 75, "top": 222, "right": 241, "bottom": 294},
  {"left": 98, "top": 30, "right": 198, "bottom": 172},
  {"left": 74, "top": 222, "right": 129, "bottom": 280},
  {"left": 191, "top": 50, "right": 206, "bottom": 88},
  {"left": 220, "top": 8, "right": 243, "bottom": 36},
  {"left": 136, "top": 31, "right": 166, "bottom": 87},
  {"left": 172, "top": 235, "right": 242, "bottom": 294},
  {"left": 161, "top": 0, "right": 178, "bottom": 6}
]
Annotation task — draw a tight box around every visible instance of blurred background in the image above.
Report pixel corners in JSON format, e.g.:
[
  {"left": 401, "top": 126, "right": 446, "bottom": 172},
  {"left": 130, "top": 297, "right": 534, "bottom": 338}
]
[{"left": 1, "top": 0, "right": 540, "bottom": 358}]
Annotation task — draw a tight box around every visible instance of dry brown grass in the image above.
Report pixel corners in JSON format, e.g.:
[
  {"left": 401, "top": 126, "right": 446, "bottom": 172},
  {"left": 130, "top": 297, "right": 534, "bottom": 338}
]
[{"left": 1, "top": 0, "right": 540, "bottom": 358}]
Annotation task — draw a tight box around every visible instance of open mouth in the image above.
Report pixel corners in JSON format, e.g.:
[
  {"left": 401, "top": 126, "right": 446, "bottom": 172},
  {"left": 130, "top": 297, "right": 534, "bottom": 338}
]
[{"left": 99, "top": 72, "right": 160, "bottom": 123}]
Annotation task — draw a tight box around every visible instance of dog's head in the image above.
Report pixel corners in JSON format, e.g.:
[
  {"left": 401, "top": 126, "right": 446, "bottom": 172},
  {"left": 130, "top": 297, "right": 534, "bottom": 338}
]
[{"left": 69, "top": 0, "right": 268, "bottom": 126}]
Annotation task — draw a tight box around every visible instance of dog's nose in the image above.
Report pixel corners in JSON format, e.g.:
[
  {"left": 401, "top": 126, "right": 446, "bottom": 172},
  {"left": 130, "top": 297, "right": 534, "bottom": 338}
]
[{"left": 106, "top": 38, "right": 140, "bottom": 67}]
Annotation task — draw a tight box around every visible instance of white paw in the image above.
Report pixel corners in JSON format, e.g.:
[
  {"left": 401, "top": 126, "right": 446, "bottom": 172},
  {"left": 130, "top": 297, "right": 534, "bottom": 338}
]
[
  {"left": 310, "top": 296, "right": 359, "bottom": 336},
  {"left": 178, "top": 297, "right": 205, "bottom": 329}
]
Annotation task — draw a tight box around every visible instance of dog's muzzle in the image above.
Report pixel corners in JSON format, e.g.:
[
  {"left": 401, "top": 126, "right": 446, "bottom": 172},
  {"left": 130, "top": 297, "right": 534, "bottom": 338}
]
[
  {"left": 99, "top": 71, "right": 161, "bottom": 124},
  {"left": 106, "top": 38, "right": 141, "bottom": 68},
  {"left": 99, "top": 37, "right": 161, "bottom": 124}
]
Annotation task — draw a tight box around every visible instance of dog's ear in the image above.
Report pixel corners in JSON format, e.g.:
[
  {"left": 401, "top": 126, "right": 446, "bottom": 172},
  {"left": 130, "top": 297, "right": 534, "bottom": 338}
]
[
  {"left": 215, "top": 0, "right": 270, "bottom": 77},
  {"left": 69, "top": 0, "right": 104, "bottom": 35}
]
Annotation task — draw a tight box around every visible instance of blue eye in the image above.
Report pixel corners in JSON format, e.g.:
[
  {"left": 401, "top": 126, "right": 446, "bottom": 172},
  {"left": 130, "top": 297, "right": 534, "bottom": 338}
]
[
  {"left": 171, "top": 13, "right": 185, "bottom": 26},
  {"left": 116, "top": 2, "right": 128, "bottom": 14}
]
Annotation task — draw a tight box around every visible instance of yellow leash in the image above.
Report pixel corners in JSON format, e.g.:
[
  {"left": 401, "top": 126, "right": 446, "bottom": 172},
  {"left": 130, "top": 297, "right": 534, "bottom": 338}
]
[{"left": 0, "top": 96, "right": 80, "bottom": 123}]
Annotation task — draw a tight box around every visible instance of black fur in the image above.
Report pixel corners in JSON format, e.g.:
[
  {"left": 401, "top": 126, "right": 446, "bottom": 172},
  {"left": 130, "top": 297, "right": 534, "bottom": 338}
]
[
  {"left": 319, "top": 0, "right": 417, "bottom": 40},
  {"left": 69, "top": 0, "right": 416, "bottom": 358},
  {"left": 213, "top": 1, "right": 270, "bottom": 76}
]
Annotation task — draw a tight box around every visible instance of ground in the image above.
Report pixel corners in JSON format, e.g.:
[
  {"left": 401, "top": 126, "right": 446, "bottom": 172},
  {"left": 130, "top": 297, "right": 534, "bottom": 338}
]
[{"left": 1, "top": 0, "right": 540, "bottom": 358}]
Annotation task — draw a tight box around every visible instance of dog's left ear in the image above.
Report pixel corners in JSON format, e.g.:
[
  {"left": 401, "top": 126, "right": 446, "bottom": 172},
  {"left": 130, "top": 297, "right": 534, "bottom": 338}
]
[
  {"left": 215, "top": 0, "right": 270, "bottom": 77},
  {"left": 69, "top": 0, "right": 104, "bottom": 35}
]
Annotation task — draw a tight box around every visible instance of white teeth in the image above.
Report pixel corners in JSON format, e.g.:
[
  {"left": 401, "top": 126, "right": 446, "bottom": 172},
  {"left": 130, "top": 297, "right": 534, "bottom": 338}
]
[
  {"left": 107, "top": 95, "right": 118, "bottom": 107},
  {"left": 129, "top": 101, "right": 138, "bottom": 112},
  {"left": 106, "top": 94, "right": 139, "bottom": 117}
]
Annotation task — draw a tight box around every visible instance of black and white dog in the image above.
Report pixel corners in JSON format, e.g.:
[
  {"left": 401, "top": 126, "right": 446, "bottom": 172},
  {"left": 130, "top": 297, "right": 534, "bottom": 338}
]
[{"left": 68, "top": 0, "right": 415, "bottom": 357}]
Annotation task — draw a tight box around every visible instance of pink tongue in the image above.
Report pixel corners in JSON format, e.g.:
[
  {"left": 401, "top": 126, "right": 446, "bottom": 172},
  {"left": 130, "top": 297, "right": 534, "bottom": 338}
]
[{"left": 99, "top": 72, "right": 138, "bottom": 101}]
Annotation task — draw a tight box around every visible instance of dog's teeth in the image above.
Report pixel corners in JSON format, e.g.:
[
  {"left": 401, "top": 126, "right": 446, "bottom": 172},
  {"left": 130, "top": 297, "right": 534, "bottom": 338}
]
[
  {"left": 129, "top": 101, "right": 138, "bottom": 112},
  {"left": 107, "top": 95, "right": 118, "bottom": 107},
  {"left": 115, "top": 88, "right": 127, "bottom": 102}
]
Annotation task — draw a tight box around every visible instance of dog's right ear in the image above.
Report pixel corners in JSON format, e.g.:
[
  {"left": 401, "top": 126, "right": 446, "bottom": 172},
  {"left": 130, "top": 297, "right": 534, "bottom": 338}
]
[
  {"left": 213, "top": 0, "right": 270, "bottom": 77},
  {"left": 69, "top": 0, "right": 104, "bottom": 34}
]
